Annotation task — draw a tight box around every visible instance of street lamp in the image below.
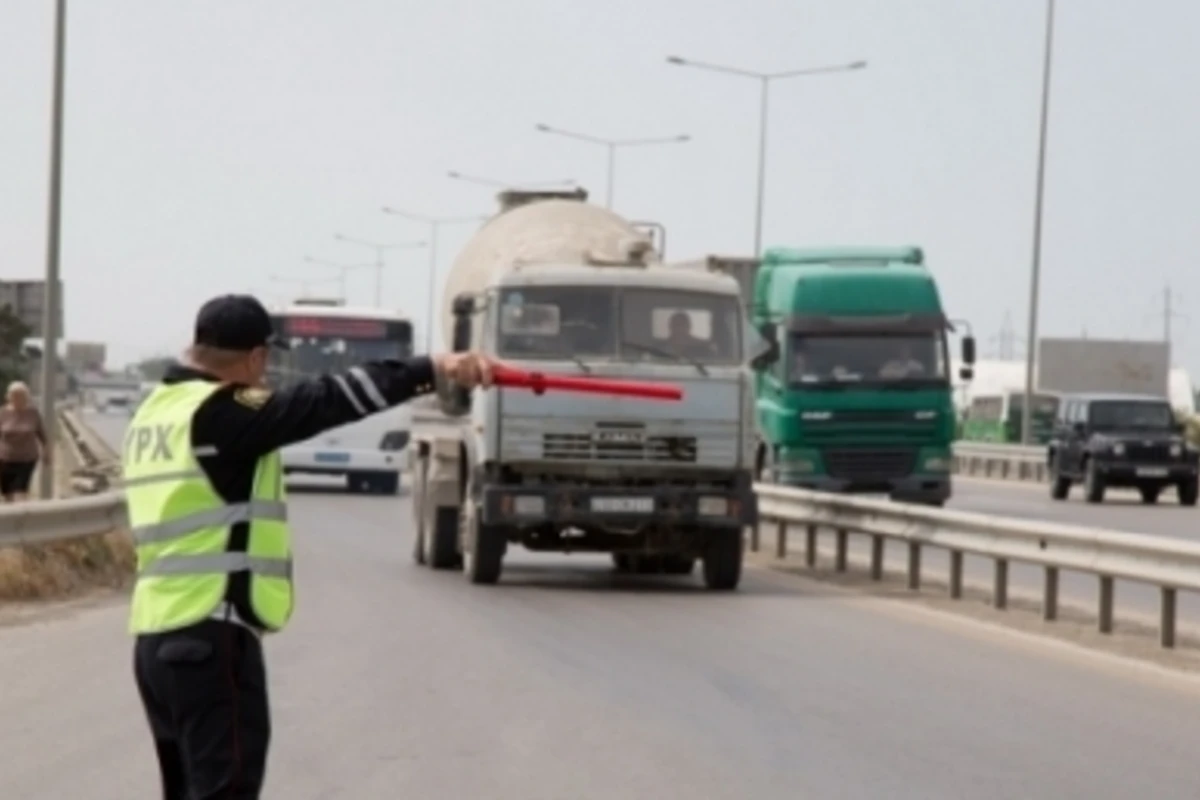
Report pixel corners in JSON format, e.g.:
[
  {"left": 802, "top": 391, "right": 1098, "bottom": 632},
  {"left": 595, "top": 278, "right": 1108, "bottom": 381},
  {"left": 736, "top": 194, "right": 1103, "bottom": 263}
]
[
  {"left": 37, "top": 0, "right": 67, "bottom": 500},
  {"left": 533, "top": 124, "right": 690, "bottom": 210},
  {"left": 381, "top": 207, "right": 487, "bottom": 352},
  {"left": 447, "top": 170, "right": 576, "bottom": 190},
  {"left": 332, "top": 235, "right": 426, "bottom": 308},
  {"left": 303, "top": 256, "right": 375, "bottom": 302},
  {"left": 666, "top": 54, "right": 866, "bottom": 257},
  {"left": 1020, "top": 0, "right": 1057, "bottom": 446}
]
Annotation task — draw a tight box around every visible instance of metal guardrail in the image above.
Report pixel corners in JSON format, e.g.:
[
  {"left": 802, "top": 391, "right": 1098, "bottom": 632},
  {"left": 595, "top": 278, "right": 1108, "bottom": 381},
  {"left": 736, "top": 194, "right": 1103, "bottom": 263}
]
[
  {"left": 57, "top": 408, "right": 122, "bottom": 495},
  {"left": 754, "top": 482, "right": 1198, "bottom": 648},
  {"left": 952, "top": 441, "right": 1047, "bottom": 483},
  {"left": 0, "top": 409, "right": 126, "bottom": 549}
]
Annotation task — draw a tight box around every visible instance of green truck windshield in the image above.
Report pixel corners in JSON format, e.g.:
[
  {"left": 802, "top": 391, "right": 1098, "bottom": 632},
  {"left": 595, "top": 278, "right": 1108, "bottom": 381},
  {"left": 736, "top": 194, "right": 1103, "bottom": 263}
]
[{"left": 788, "top": 332, "right": 947, "bottom": 387}]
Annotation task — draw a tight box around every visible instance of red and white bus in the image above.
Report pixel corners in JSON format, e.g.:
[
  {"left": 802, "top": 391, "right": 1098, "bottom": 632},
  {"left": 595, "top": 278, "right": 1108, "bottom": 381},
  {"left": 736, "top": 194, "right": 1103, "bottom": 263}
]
[{"left": 267, "top": 300, "right": 414, "bottom": 494}]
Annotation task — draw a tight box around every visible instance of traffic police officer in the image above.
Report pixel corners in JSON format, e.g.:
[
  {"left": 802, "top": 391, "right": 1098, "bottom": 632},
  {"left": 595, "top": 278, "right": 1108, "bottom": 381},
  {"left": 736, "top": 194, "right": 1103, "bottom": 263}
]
[{"left": 123, "top": 294, "right": 492, "bottom": 799}]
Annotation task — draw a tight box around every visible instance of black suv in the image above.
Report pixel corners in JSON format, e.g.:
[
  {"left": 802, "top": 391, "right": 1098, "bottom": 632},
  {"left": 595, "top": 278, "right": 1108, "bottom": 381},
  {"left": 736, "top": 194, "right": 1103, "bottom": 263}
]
[{"left": 1047, "top": 393, "right": 1198, "bottom": 505}]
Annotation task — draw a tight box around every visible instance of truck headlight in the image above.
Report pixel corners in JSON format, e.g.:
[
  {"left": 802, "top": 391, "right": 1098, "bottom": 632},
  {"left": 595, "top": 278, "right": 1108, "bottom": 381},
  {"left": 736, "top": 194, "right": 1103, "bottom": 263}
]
[
  {"left": 1170, "top": 443, "right": 1183, "bottom": 458},
  {"left": 923, "top": 456, "right": 951, "bottom": 471},
  {"left": 698, "top": 496, "right": 728, "bottom": 516},
  {"left": 1111, "top": 442, "right": 1125, "bottom": 456}
]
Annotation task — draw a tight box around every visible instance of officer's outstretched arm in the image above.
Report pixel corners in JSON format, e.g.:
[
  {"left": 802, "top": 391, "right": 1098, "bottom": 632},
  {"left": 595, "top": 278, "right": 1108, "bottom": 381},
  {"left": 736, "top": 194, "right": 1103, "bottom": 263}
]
[
  {"left": 193, "top": 353, "right": 494, "bottom": 461},
  {"left": 194, "top": 357, "right": 437, "bottom": 461}
]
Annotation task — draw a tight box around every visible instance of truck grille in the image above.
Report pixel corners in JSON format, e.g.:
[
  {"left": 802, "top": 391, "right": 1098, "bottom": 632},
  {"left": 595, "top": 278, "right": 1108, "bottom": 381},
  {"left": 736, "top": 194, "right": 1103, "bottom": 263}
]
[
  {"left": 799, "top": 410, "right": 939, "bottom": 446},
  {"left": 823, "top": 448, "right": 916, "bottom": 481},
  {"left": 542, "top": 432, "right": 698, "bottom": 463}
]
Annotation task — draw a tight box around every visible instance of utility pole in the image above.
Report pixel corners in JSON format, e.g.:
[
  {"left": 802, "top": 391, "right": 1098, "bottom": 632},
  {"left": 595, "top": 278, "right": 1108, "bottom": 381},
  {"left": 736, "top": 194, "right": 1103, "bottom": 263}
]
[
  {"left": 1020, "top": 0, "right": 1056, "bottom": 446},
  {"left": 37, "top": 0, "right": 68, "bottom": 500}
]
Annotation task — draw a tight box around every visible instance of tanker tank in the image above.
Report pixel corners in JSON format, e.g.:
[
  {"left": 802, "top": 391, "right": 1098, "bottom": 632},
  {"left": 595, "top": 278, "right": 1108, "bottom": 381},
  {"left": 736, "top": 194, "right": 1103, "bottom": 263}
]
[{"left": 439, "top": 188, "right": 659, "bottom": 347}]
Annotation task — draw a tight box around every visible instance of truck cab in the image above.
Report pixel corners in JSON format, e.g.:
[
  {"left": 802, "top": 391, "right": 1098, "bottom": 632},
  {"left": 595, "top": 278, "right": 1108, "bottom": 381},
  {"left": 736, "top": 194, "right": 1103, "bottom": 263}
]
[{"left": 750, "top": 247, "right": 975, "bottom": 507}]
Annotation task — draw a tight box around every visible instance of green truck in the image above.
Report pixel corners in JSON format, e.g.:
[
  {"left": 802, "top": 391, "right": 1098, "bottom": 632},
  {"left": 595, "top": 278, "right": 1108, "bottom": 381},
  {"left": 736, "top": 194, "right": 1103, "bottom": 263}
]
[{"left": 715, "top": 246, "right": 975, "bottom": 506}]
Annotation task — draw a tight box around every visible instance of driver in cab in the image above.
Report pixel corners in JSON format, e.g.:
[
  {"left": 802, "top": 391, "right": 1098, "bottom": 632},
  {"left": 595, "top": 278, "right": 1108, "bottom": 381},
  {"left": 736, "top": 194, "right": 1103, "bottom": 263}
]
[{"left": 663, "top": 311, "right": 713, "bottom": 360}]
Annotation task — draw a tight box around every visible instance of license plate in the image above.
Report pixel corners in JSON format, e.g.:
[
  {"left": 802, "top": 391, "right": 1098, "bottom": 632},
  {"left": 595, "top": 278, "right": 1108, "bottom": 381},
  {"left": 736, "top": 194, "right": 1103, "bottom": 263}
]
[
  {"left": 590, "top": 496, "right": 654, "bottom": 513},
  {"left": 1136, "top": 467, "right": 1168, "bottom": 477},
  {"left": 315, "top": 452, "right": 350, "bottom": 464}
]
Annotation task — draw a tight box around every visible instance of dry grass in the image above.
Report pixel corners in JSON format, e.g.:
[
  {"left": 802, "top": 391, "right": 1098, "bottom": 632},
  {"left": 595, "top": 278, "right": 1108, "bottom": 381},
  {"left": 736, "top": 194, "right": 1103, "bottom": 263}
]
[{"left": 0, "top": 530, "right": 134, "bottom": 602}]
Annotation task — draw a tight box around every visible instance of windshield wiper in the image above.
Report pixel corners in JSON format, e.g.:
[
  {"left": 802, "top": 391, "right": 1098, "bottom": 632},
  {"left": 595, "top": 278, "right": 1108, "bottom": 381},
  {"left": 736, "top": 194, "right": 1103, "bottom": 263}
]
[
  {"left": 508, "top": 338, "right": 591, "bottom": 373},
  {"left": 620, "top": 340, "right": 708, "bottom": 376}
]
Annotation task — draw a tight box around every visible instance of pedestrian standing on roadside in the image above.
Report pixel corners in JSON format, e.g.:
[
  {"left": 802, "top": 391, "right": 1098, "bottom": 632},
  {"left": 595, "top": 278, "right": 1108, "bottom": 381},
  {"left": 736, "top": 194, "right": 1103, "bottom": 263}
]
[
  {"left": 123, "top": 294, "right": 495, "bottom": 799},
  {"left": 0, "top": 381, "right": 50, "bottom": 502}
]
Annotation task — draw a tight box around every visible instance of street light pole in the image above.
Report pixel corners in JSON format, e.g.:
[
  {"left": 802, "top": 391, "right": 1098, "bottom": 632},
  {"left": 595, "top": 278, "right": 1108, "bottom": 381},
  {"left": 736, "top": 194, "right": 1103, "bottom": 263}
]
[
  {"left": 533, "top": 124, "right": 691, "bottom": 210},
  {"left": 666, "top": 55, "right": 867, "bottom": 256},
  {"left": 1020, "top": 0, "right": 1056, "bottom": 446},
  {"left": 753, "top": 75, "right": 770, "bottom": 261},
  {"left": 332, "top": 235, "right": 426, "bottom": 308},
  {"left": 381, "top": 207, "right": 485, "bottom": 353},
  {"left": 37, "top": 0, "right": 67, "bottom": 500}
]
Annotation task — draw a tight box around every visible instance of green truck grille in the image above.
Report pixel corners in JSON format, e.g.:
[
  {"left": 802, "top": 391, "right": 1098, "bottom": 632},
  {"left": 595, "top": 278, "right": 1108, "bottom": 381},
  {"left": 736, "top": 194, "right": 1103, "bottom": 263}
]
[{"left": 822, "top": 448, "right": 917, "bottom": 480}]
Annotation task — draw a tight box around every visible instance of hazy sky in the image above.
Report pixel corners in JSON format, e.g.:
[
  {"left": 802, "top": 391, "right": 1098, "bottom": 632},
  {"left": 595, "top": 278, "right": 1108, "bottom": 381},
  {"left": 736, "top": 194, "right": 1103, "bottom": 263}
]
[{"left": 3, "top": 0, "right": 1198, "bottom": 373}]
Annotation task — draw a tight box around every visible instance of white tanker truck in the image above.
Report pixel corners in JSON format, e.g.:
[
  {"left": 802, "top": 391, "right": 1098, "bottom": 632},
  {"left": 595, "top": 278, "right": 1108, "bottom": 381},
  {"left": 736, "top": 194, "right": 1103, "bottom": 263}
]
[{"left": 409, "top": 188, "right": 756, "bottom": 589}]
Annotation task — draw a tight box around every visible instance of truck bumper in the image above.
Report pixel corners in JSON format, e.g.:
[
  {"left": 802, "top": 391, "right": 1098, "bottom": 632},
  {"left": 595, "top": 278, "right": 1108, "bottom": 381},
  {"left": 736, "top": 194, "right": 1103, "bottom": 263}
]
[
  {"left": 778, "top": 473, "right": 951, "bottom": 505},
  {"left": 480, "top": 482, "right": 757, "bottom": 530}
]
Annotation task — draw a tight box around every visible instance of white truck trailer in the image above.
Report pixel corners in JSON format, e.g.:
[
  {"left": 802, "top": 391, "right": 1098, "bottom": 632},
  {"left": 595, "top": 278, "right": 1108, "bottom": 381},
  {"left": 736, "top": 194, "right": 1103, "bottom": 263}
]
[{"left": 409, "top": 188, "right": 757, "bottom": 589}]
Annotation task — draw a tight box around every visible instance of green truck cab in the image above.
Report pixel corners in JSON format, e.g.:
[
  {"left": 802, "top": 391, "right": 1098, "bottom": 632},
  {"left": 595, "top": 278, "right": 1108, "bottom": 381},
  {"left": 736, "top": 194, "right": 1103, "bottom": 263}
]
[{"left": 748, "top": 246, "right": 976, "bottom": 506}]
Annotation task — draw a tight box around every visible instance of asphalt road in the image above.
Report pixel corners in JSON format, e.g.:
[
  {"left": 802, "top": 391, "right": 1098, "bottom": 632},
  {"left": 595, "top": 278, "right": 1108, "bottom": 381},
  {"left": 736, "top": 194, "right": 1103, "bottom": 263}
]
[{"left": 3, "top": 411, "right": 1196, "bottom": 798}]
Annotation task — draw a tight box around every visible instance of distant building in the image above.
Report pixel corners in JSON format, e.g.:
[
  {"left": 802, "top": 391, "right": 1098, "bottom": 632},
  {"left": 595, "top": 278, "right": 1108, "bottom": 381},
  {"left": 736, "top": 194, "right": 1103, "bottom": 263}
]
[{"left": 65, "top": 341, "right": 106, "bottom": 372}]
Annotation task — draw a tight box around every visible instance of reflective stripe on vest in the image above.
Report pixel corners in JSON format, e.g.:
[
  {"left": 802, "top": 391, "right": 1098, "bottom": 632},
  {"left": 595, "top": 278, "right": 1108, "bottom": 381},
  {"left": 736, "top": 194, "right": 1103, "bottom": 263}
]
[
  {"left": 131, "top": 500, "right": 288, "bottom": 545},
  {"left": 124, "top": 380, "right": 294, "bottom": 636}
]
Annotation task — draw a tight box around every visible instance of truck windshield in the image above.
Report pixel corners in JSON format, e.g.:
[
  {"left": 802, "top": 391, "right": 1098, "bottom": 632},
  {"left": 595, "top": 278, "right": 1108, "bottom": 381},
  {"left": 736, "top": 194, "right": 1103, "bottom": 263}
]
[
  {"left": 1089, "top": 401, "right": 1175, "bottom": 430},
  {"left": 496, "top": 286, "right": 742, "bottom": 364},
  {"left": 788, "top": 332, "right": 947, "bottom": 386},
  {"left": 267, "top": 316, "right": 413, "bottom": 387}
]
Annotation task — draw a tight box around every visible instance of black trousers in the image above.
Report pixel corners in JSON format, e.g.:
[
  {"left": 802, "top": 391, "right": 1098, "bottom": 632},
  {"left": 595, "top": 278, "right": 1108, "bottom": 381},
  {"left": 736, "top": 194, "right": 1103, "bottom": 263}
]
[{"left": 133, "top": 619, "right": 271, "bottom": 799}]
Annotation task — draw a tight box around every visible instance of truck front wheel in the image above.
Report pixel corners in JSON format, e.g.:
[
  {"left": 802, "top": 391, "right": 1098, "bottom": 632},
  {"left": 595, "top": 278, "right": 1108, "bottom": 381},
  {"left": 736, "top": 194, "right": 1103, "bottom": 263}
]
[
  {"left": 461, "top": 477, "right": 505, "bottom": 585},
  {"left": 702, "top": 530, "right": 743, "bottom": 591}
]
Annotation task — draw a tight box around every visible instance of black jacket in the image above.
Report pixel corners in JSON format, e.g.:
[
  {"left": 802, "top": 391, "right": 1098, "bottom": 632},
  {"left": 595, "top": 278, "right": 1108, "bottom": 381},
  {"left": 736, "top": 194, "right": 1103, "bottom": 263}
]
[{"left": 151, "top": 356, "right": 436, "bottom": 629}]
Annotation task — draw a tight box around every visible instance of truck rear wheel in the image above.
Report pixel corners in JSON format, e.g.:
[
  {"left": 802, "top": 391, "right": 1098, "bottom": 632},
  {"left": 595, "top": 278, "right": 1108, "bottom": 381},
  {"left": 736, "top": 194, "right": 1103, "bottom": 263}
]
[
  {"left": 411, "top": 461, "right": 427, "bottom": 566},
  {"left": 417, "top": 460, "right": 461, "bottom": 569},
  {"left": 702, "top": 530, "right": 743, "bottom": 591}
]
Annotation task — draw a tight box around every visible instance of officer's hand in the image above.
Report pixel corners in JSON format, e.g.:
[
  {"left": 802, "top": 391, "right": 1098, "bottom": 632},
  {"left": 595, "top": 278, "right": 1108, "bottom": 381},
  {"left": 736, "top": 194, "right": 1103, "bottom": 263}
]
[{"left": 434, "top": 352, "right": 495, "bottom": 390}]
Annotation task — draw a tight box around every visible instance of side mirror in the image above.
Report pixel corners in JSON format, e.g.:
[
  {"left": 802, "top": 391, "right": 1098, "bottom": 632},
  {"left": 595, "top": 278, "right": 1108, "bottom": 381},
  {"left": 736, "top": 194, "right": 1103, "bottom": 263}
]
[
  {"left": 958, "top": 366, "right": 974, "bottom": 381},
  {"left": 450, "top": 293, "right": 476, "bottom": 353},
  {"left": 749, "top": 339, "right": 779, "bottom": 371},
  {"left": 961, "top": 335, "right": 976, "bottom": 365}
]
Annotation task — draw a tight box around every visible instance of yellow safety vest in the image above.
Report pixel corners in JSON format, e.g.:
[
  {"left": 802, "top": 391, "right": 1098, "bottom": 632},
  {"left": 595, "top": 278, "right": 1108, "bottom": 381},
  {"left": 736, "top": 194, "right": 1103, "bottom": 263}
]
[{"left": 123, "top": 380, "right": 294, "bottom": 635}]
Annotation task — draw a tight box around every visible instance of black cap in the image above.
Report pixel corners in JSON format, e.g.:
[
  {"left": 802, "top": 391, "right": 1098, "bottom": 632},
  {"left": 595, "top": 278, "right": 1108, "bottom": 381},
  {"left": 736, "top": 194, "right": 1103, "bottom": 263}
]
[{"left": 193, "top": 294, "right": 287, "bottom": 352}]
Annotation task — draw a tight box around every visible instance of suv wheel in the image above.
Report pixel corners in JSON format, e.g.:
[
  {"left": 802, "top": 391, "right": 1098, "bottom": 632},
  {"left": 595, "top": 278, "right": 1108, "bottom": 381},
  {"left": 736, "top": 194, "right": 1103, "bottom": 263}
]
[
  {"left": 1084, "top": 459, "right": 1106, "bottom": 504},
  {"left": 1049, "top": 460, "right": 1070, "bottom": 501},
  {"left": 1179, "top": 477, "right": 1199, "bottom": 507}
]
